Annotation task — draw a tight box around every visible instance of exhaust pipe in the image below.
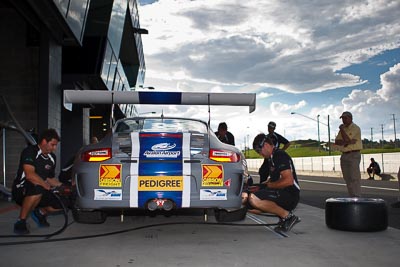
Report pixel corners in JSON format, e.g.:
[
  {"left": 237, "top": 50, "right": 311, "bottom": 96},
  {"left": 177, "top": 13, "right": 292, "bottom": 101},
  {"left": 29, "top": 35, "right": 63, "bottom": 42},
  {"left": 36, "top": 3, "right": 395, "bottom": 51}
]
[
  {"left": 146, "top": 199, "right": 174, "bottom": 211},
  {"left": 147, "top": 200, "right": 158, "bottom": 211},
  {"left": 162, "top": 200, "right": 173, "bottom": 211}
]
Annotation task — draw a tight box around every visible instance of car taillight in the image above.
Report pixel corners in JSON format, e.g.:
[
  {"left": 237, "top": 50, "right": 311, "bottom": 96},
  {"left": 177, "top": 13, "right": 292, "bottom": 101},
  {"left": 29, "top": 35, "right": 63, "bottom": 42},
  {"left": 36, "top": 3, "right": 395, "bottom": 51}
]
[
  {"left": 209, "top": 149, "right": 240, "bottom": 162},
  {"left": 81, "top": 148, "right": 112, "bottom": 162}
]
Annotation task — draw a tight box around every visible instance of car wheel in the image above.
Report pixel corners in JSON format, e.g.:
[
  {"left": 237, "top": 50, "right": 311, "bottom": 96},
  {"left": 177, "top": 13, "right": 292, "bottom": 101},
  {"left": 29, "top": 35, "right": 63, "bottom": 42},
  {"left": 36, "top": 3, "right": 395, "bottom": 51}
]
[
  {"left": 325, "top": 198, "right": 388, "bottom": 232},
  {"left": 214, "top": 206, "right": 247, "bottom": 222},
  {"left": 72, "top": 208, "right": 107, "bottom": 224}
]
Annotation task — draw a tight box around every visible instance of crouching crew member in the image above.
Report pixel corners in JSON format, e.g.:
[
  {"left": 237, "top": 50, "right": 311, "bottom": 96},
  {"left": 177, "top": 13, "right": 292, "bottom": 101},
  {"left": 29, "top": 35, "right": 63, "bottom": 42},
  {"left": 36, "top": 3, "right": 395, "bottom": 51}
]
[
  {"left": 242, "top": 134, "right": 300, "bottom": 232},
  {"left": 12, "top": 129, "right": 64, "bottom": 235}
]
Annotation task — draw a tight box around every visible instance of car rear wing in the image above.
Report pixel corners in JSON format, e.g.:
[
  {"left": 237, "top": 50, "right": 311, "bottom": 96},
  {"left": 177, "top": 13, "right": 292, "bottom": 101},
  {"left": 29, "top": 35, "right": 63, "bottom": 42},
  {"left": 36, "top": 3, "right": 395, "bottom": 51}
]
[{"left": 63, "top": 90, "right": 256, "bottom": 113}]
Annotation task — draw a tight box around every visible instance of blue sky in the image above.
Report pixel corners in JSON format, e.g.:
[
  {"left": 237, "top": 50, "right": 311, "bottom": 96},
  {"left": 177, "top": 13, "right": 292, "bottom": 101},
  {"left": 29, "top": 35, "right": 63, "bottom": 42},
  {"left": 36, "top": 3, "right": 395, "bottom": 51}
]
[{"left": 137, "top": 0, "right": 400, "bottom": 149}]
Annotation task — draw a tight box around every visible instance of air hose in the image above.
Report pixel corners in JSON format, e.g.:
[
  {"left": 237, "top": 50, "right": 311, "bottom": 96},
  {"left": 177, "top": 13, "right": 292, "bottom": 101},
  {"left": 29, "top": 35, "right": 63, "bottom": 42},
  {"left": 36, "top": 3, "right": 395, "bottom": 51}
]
[
  {"left": 0, "top": 188, "right": 69, "bottom": 239},
  {"left": 0, "top": 220, "right": 280, "bottom": 246}
]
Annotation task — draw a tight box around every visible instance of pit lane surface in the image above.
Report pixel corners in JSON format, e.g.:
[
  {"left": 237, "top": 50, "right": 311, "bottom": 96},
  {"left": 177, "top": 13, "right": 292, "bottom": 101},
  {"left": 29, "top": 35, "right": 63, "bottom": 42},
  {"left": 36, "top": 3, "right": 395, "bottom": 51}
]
[{"left": 0, "top": 174, "right": 399, "bottom": 267}]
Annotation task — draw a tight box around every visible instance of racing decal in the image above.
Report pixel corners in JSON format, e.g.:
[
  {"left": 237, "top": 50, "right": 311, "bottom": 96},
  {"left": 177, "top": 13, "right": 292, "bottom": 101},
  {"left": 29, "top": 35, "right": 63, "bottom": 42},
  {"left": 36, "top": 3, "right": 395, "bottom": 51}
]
[
  {"left": 140, "top": 133, "right": 182, "bottom": 159},
  {"left": 129, "top": 132, "right": 191, "bottom": 208},
  {"left": 139, "top": 92, "right": 181, "bottom": 104},
  {"left": 200, "top": 189, "right": 227, "bottom": 200},
  {"left": 94, "top": 189, "right": 122, "bottom": 200},
  {"left": 138, "top": 176, "right": 183, "bottom": 191},
  {"left": 99, "top": 164, "right": 122, "bottom": 187},
  {"left": 201, "top": 164, "right": 224, "bottom": 187},
  {"left": 224, "top": 179, "right": 231, "bottom": 187}
]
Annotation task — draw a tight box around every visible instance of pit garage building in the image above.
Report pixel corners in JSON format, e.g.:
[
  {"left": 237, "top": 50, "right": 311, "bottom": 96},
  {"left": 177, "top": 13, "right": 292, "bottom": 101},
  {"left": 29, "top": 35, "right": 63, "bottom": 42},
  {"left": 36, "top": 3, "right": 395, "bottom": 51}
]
[{"left": 0, "top": 0, "right": 147, "bottom": 188}]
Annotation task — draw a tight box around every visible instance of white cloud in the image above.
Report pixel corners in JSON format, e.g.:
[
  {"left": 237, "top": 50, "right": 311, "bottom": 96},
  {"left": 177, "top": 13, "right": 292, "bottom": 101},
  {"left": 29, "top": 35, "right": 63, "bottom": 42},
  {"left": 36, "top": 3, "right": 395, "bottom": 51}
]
[
  {"left": 140, "top": 0, "right": 400, "bottom": 92},
  {"left": 137, "top": 0, "right": 400, "bottom": 146}
]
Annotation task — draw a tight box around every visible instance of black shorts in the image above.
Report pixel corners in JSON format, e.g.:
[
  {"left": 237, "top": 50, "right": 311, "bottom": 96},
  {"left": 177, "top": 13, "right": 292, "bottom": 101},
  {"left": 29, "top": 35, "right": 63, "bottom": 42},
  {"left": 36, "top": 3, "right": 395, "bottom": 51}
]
[
  {"left": 253, "top": 188, "right": 300, "bottom": 211},
  {"left": 25, "top": 181, "right": 63, "bottom": 209}
]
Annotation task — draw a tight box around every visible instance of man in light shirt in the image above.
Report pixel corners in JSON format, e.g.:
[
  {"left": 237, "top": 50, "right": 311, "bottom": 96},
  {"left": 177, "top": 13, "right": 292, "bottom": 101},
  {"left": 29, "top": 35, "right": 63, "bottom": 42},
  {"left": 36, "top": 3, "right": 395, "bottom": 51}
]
[{"left": 334, "top": 111, "right": 363, "bottom": 197}]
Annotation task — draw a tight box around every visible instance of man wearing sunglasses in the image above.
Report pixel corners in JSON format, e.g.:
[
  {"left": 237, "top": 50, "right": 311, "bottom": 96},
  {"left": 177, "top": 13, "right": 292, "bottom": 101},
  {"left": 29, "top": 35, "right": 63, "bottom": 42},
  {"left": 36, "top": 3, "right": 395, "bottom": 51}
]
[{"left": 243, "top": 134, "right": 300, "bottom": 232}]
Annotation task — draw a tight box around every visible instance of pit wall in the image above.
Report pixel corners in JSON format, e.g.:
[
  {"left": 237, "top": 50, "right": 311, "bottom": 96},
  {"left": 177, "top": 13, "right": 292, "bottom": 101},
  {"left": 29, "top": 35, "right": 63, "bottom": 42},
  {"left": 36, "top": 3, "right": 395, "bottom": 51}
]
[{"left": 246, "top": 152, "right": 400, "bottom": 180}]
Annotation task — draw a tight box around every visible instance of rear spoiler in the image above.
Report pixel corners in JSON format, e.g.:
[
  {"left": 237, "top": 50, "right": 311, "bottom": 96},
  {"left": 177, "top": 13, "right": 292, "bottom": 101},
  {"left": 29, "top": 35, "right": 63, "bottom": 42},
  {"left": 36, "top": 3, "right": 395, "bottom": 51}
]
[{"left": 63, "top": 90, "right": 256, "bottom": 113}]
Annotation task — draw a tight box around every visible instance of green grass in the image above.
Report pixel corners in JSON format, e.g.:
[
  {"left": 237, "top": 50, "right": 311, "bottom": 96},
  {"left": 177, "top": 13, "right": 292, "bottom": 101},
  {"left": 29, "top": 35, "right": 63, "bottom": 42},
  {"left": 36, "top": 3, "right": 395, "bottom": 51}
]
[{"left": 243, "top": 140, "right": 400, "bottom": 159}]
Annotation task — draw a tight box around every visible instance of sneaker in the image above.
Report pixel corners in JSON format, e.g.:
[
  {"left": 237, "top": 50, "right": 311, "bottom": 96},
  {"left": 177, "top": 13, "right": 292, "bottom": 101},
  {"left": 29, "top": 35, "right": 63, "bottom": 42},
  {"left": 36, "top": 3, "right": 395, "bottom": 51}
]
[
  {"left": 31, "top": 208, "right": 50, "bottom": 227},
  {"left": 275, "top": 214, "right": 301, "bottom": 232},
  {"left": 14, "top": 219, "right": 29, "bottom": 235}
]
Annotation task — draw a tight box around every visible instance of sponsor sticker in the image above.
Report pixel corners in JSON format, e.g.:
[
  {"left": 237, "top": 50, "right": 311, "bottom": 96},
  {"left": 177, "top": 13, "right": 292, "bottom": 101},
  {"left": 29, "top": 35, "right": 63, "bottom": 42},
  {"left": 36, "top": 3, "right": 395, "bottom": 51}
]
[
  {"left": 140, "top": 136, "right": 182, "bottom": 159},
  {"left": 99, "top": 164, "right": 122, "bottom": 187},
  {"left": 202, "top": 164, "right": 224, "bottom": 186},
  {"left": 200, "top": 189, "right": 227, "bottom": 200},
  {"left": 138, "top": 176, "right": 183, "bottom": 191},
  {"left": 94, "top": 189, "right": 122, "bottom": 200}
]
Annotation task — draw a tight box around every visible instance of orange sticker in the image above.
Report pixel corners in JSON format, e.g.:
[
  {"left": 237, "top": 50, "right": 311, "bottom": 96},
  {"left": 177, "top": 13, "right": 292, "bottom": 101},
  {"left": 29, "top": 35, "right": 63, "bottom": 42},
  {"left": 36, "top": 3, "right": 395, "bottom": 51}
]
[
  {"left": 202, "top": 164, "right": 224, "bottom": 186},
  {"left": 99, "top": 164, "right": 122, "bottom": 187}
]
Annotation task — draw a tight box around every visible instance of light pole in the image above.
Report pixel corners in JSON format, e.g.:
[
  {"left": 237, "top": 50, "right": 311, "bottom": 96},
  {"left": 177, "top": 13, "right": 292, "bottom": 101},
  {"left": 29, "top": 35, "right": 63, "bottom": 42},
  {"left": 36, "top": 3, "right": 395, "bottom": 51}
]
[
  {"left": 291, "top": 112, "right": 331, "bottom": 155},
  {"left": 317, "top": 115, "right": 320, "bottom": 151}
]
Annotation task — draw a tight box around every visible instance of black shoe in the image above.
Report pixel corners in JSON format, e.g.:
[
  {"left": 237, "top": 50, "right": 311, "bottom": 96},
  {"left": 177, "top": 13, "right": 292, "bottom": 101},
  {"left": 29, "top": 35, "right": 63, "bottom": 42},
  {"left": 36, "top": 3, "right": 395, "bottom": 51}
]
[
  {"left": 31, "top": 208, "right": 50, "bottom": 227},
  {"left": 14, "top": 219, "right": 29, "bottom": 235},
  {"left": 367, "top": 177, "right": 374, "bottom": 180},
  {"left": 275, "top": 214, "right": 301, "bottom": 232}
]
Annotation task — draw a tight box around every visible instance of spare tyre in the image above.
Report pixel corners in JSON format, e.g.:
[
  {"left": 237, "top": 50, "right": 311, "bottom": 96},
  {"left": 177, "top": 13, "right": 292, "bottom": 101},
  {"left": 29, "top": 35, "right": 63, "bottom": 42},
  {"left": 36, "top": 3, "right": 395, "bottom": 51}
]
[{"left": 325, "top": 197, "right": 388, "bottom": 232}]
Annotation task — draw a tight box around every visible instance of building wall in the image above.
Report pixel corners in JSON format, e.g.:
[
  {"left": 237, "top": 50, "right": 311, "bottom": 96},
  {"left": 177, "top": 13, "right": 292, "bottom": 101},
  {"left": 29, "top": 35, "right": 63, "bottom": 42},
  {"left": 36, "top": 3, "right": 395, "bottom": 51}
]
[
  {"left": 0, "top": 7, "right": 40, "bottom": 186},
  {"left": 0, "top": 0, "right": 145, "bottom": 189}
]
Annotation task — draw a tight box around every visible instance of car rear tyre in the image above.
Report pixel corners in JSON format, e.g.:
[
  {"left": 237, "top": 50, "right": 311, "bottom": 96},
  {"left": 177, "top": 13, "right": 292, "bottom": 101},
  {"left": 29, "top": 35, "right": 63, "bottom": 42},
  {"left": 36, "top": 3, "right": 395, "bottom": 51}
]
[
  {"left": 72, "top": 208, "right": 107, "bottom": 224},
  {"left": 214, "top": 206, "right": 247, "bottom": 222},
  {"left": 325, "top": 197, "right": 388, "bottom": 232}
]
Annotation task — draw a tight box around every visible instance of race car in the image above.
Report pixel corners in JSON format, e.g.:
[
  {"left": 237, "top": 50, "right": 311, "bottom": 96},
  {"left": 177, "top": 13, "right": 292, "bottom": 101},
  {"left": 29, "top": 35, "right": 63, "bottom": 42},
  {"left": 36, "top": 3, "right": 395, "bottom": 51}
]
[{"left": 64, "top": 90, "right": 256, "bottom": 223}]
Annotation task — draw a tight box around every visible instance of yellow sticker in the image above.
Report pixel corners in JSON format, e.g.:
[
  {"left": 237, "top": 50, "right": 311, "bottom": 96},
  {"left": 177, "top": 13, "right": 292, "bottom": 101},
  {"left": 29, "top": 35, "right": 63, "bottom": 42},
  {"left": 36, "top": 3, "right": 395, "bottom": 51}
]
[
  {"left": 202, "top": 164, "right": 224, "bottom": 186},
  {"left": 138, "top": 176, "right": 183, "bottom": 191},
  {"left": 99, "top": 164, "right": 122, "bottom": 187}
]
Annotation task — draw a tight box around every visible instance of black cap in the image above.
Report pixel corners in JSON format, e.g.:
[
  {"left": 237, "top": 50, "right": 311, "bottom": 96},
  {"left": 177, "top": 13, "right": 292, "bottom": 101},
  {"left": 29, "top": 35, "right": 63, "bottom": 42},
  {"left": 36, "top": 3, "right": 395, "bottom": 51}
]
[{"left": 268, "top": 121, "right": 276, "bottom": 129}]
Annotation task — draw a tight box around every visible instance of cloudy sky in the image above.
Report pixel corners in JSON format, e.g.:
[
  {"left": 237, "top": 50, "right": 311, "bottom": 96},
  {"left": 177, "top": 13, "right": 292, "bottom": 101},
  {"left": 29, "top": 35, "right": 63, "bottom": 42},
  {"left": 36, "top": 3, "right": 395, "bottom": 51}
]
[{"left": 136, "top": 0, "right": 400, "bottom": 150}]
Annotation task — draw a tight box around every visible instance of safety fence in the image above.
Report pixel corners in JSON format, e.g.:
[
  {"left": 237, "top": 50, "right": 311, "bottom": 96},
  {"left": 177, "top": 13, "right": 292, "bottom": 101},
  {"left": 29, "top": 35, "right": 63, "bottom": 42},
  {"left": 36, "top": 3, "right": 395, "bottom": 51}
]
[{"left": 247, "top": 152, "right": 400, "bottom": 176}]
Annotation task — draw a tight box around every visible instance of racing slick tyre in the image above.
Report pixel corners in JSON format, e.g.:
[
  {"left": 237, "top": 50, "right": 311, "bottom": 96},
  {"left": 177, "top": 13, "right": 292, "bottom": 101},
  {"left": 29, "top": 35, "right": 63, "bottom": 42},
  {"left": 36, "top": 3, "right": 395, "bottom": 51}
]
[
  {"left": 325, "top": 198, "right": 388, "bottom": 232},
  {"left": 214, "top": 206, "right": 247, "bottom": 222},
  {"left": 72, "top": 208, "right": 107, "bottom": 224}
]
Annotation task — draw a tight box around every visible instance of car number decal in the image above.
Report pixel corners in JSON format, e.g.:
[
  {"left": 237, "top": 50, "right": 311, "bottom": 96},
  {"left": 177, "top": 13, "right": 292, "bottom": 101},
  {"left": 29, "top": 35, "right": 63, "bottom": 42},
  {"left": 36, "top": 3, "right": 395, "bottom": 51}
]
[{"left": 99, "top": 164, "right": 122, "bottom": 187}]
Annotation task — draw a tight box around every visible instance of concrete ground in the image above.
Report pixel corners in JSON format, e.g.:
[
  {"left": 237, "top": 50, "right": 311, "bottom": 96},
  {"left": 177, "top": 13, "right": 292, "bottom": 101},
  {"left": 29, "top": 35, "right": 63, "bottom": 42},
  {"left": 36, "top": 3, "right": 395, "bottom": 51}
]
[{"left": 0, "top": 199, "right": 399, "bottom": 267}]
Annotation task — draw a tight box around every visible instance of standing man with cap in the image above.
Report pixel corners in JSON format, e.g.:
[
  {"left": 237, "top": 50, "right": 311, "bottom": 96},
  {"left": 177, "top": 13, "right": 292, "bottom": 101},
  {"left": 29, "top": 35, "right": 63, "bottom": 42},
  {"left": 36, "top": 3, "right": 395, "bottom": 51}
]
[
  {"left": 259, "top": 121, "right": 291, "bottom": 183},
  {"left": 266, "top": 121, "right": 291, "bottom": 150},
  {"left": 334, "top": 111, "right": 363, "bottom": 197}
]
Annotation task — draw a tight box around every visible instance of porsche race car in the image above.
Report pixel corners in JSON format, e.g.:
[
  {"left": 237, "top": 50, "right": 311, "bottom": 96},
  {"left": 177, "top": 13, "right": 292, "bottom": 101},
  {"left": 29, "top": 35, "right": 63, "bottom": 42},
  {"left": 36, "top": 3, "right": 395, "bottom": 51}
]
[{"left": 64, "top": 90, "right": 256, "bottom": 223}]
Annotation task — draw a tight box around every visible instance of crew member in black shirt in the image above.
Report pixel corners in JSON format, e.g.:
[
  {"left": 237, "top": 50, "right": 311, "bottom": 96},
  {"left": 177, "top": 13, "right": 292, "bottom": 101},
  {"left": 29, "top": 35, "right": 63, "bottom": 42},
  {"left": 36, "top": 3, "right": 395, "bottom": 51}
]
[
  {"left": 12, "top": 129, "right": 63, "bottom": 234},
  {"left": 259, "top": 121, "right": 290, "bottom": 183},
  {"left": 243, "top": 134, "right": 300, "bottom": 232}
]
